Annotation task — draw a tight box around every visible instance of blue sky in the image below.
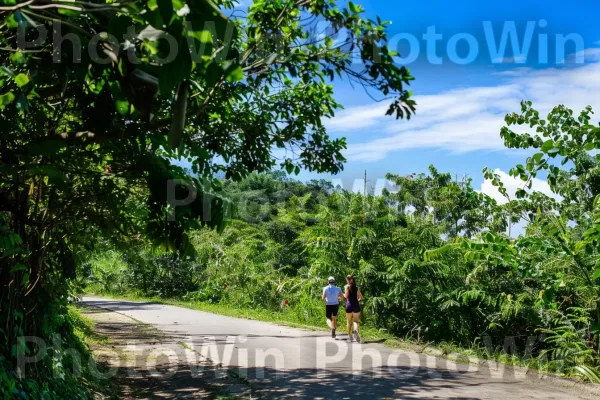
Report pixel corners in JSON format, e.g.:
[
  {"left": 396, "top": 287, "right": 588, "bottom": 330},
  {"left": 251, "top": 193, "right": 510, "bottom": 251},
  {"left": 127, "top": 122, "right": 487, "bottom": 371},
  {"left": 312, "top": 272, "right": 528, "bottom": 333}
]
[{"left": 290, "top": 0, "right": 600, "bottom": 200}]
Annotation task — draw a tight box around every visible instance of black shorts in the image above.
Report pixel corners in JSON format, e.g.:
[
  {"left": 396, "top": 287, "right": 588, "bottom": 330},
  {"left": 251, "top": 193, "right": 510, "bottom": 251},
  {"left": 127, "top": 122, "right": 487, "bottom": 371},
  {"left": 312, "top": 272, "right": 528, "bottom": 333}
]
[
  {"left": 346, "top": 303, "right": 361, "bottom": 314},
  {"left": 325, "top": 304, "right": 339, "bottom": 319}
]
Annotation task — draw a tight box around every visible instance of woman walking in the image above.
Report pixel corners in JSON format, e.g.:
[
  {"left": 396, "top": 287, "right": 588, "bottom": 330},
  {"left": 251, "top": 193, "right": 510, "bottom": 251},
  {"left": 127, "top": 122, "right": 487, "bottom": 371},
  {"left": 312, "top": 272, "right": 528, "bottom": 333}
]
[{"left": 345, "top": 275, "right": 363, "bottom": 343}]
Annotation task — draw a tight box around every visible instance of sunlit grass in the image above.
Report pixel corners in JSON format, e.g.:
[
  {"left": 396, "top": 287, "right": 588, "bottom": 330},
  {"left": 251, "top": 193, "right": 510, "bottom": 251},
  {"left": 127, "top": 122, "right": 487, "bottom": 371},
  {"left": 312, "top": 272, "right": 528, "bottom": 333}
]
[{"left": 68, "top": 305, "right": 110, "bottom": 346}]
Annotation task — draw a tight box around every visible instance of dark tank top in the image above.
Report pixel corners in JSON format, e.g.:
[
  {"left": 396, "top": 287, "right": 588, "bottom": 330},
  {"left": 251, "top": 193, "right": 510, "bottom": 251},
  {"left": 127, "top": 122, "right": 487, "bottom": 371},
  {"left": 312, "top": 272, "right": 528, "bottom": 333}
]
[{"left": 347, "top": 285, "right": 359, "bottom": 306}]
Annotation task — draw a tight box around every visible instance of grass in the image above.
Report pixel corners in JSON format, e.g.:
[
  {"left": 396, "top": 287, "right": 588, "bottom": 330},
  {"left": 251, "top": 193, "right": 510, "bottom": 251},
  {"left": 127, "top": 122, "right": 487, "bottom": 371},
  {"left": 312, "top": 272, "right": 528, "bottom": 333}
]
[
  {"left": 68, "top": 305, "right": 110, "bottom": 346},
  {"left": 66, "top": 305, "right": 122, "bottom": 399}
]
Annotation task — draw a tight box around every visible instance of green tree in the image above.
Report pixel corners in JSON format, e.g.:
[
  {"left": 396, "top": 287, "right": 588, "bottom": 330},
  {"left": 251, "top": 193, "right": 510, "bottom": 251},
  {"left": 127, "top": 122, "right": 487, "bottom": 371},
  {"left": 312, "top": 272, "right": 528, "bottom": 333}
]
[
  {"left": 386, "top": 165, "right": 506, "bottom": 237},
  {"left": 474, "top": 102, "right": 600, "bottom": 381},
  {"left": 0, "top": 0, "right": 416, "bottom": 396}
]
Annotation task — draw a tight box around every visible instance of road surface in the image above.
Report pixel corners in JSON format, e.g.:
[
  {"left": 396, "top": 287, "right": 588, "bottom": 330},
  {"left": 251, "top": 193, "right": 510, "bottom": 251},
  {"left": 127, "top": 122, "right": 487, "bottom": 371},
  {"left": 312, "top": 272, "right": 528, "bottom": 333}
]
[{"left": 82, "top": 297, "right": 597, "bottom": 399}]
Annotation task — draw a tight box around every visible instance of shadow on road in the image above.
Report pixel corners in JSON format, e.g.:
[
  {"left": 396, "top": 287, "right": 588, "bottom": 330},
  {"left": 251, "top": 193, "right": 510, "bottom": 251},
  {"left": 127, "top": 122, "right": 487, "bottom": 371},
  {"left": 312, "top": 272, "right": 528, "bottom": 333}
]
[
  {"left": 104, "top": 364, "right": 488, "bottom": 400},
  {"left": 82, "top": 300, "right": 166, "bottom": 313},
  {"left": 246, "top": 365, "right": 488, "bottom": 399}
]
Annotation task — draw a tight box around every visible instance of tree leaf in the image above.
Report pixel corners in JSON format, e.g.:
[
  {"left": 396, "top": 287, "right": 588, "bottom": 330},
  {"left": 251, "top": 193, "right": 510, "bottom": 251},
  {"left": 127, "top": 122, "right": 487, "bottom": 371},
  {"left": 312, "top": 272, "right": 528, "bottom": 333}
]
[
  {"left": 159, "top": 35, "right": 192, "bottom": 94},
  {"left": 186, "top": 20, "right": 214, "bottom": 59},
  {"left": 541, "top": 139, "right": 554, "bottom": 153},
  {"left": 204, "top": 61, "right": 222, "bottom": 87},
  {"left": 0, "top": 92, "right": 15, "bottom": 108},
  {"left": 5, "top": 13, "right": 19, "bottom": 29},
  {"left": 157, "top": 0, "right": 174, "bottom": 26},
  {"left": 10, "top": 52, "right": 24, "bottom": 64},
  {"left": 146, "top": 4, "right": 166, "bottom": 29},
  {"left": 585, "top": 142, "right": 596, "bottom": 151},
  {"left": 223, "top": 61, "right": 243, "bottom": 82},
  {"left": 0, "top": 66, "right": 15, "bottom": 78},
  {"left": 285, "top": 160, "right": 294, "bottom": 174},
  {"left": 115, "top": 99, "right": 130, "bottom": 115},
  {"left": 187, "top": 27, "right": 214, "bottom": 45},
  {"left": 188, "top": 0, "right": 235, "bottom": 42}
]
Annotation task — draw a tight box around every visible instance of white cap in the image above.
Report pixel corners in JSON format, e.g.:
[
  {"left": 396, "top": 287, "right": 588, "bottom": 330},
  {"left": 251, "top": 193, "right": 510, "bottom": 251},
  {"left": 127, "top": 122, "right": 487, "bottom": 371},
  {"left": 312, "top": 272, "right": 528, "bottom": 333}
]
[{"left": 328, "top": 276, "right": 335, "bottom": 282}]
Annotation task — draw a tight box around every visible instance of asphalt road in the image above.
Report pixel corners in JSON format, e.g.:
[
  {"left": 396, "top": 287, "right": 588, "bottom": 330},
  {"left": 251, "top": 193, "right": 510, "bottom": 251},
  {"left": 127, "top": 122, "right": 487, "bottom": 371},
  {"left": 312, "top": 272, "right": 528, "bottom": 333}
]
[{"left": 82, "top": 297, "right": 596, "bottom": 400}]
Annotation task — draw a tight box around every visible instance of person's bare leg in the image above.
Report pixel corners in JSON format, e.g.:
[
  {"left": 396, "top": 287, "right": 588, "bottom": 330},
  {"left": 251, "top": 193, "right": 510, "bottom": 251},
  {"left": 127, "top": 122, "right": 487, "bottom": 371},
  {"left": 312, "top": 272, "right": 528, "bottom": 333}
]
[
  {"left": 352, "top": 313, "right": 361, "bottom": 342},
  {"left": 346, "top": 313, "right": 353, "bottom": 336},
  {"left": 331, "top": 315, "right": 337, "bottom": 337}
]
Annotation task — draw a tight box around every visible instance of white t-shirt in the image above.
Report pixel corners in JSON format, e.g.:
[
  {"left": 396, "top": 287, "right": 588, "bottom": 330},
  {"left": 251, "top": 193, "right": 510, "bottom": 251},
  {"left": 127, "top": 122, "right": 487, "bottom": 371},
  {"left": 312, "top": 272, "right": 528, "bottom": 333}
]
[{"left": 323, "top": 285, "right": 342, "bottom": 305}]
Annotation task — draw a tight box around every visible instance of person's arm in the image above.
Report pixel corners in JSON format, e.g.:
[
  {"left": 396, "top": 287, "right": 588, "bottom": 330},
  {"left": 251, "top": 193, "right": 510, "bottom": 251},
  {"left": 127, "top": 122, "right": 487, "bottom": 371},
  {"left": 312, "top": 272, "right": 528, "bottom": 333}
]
[
  {"left": 344, "top": 285, "right": 349, "bottom": 300},
  {"left": 357, "top": 288, "right": 363, "bottom": 301}
]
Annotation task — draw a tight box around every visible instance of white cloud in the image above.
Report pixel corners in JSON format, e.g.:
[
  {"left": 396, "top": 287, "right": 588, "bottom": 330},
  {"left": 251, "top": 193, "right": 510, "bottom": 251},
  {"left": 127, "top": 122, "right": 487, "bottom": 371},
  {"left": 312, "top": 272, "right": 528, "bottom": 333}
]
[
  {"left": 326, "top": 103, "right": 390, "bottom": 132},
  {"left": 338, "top": 85, "right": 523, "bottom": 161},
  {"left": 480, "top": 169, "right": 563, "bottom": 237},
  {"left": 480, "top": 168, "right": 560, "bottom": 205},
  {"left": 567, "top": 47, "right": 600, "bottom": 63},
  {"left": 328, "top": 49, "right": 600, "bottom": 162}
]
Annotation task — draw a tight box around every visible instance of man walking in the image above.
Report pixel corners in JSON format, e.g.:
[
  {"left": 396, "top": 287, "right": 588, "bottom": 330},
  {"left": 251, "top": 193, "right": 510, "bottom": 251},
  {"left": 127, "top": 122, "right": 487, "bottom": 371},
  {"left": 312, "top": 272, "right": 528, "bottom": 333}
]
[{"left": 322, "top": 276, "right": 344, "bottom": 338}]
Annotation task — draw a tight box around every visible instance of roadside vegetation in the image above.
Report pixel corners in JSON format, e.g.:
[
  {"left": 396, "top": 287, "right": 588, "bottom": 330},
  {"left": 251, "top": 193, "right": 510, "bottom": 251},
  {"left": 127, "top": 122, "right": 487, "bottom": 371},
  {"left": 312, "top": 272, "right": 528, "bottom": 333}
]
[{"left": 87, "top": 102, "right": 600, "bottom": 384}]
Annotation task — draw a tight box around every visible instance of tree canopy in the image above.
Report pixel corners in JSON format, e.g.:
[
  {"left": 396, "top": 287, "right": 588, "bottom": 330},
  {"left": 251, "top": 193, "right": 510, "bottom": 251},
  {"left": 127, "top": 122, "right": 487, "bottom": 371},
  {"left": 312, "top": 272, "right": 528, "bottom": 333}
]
[{"left": 0, "top": 1, "right": 416, "bottom": 397}]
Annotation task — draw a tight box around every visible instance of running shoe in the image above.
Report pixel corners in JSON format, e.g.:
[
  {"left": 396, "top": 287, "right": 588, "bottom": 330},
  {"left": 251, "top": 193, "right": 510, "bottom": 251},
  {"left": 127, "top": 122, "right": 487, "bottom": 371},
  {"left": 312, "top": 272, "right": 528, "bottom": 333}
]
[
  {"left": 353, "top": 330, "right": 361, "bottom": 343},
  {"left": 331, "top": 328, "right": 336, "bottom": 338}
]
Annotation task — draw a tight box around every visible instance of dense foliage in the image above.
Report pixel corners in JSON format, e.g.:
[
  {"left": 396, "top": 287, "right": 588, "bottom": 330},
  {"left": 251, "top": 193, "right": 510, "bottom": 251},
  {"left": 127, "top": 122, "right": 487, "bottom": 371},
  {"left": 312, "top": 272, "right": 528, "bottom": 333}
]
[
  {"left": 88, "top": 104, "right": 600, "bottom": 383},
  {"left": 0, "top": 0, "right": 414, "bottom": 397}
]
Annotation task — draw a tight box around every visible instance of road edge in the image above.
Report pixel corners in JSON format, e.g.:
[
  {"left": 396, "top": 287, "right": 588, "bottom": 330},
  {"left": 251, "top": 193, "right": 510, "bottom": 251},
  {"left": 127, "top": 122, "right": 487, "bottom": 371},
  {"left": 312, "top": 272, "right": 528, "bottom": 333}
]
[{"left": 82, "top": 295, "right": 600, "bottom": 399}]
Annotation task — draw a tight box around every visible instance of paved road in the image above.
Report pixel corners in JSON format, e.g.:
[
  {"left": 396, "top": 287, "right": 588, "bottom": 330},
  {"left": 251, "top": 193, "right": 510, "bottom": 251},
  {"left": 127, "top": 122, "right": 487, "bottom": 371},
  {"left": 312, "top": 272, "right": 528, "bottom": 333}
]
[{"left": 82, "top": 297, "right": 596, "bottom": 399}]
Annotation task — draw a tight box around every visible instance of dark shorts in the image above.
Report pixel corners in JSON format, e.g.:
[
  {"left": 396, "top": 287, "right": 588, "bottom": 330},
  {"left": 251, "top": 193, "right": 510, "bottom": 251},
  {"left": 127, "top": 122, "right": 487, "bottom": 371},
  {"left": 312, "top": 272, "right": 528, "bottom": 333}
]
[
  {"left": 325, "top": 304, "right": 339, "bottom": 319},
  {"left": 346, "top": 302, "right": 361, "bottom": 314}
]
